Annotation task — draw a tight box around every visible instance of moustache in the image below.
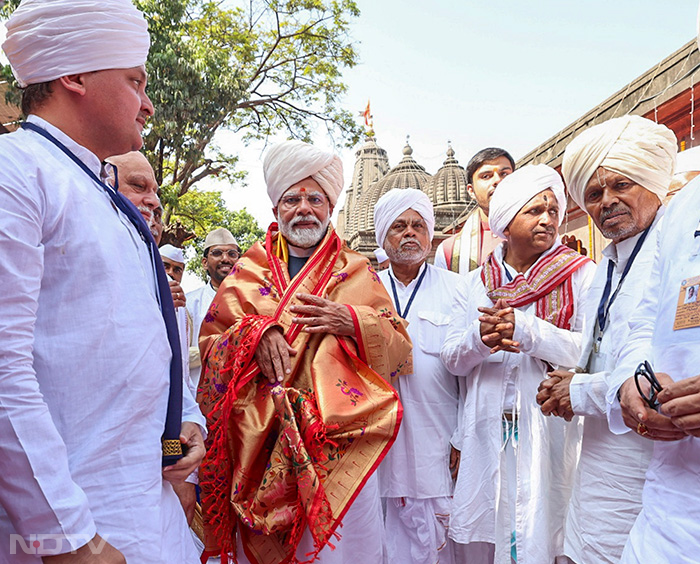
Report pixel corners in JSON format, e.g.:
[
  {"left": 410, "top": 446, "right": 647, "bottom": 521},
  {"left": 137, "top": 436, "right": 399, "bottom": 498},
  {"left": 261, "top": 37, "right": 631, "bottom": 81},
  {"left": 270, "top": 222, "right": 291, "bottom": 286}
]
[
  {"left": 290, "top": 215, "right": 322, "bottom": 228},
  {"left": 600, "top": 203, "right": 630, "bottom": 222}
]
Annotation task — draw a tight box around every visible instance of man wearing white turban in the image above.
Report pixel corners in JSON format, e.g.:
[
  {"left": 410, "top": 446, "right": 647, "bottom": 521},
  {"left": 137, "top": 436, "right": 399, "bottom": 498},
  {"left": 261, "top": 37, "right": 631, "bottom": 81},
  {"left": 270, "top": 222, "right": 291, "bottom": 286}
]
[
  {"left": 0, "top": 0, "right": 203, "bottom": 562},
  {"left": 535, "top": 115, "right": 676, "bottom": 564},
  {"left": 441, "top": 165, "right": 595, "bottom": 564},
  {"left": 592, "top": 115, "right": 700, "bottom": 561},
  {"left": 373, "top": 188, "right": 460, "bottom": 564},
  {"left": 196, "top": 141, "right": 412, "bottom": 564}
]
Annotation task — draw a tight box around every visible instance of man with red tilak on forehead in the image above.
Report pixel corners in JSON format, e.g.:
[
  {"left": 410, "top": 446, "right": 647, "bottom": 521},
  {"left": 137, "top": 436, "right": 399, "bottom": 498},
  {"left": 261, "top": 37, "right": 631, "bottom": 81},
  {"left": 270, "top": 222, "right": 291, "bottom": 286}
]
[
  {"left": 197, "top": 140, "right": 412, "bottom": 564},
  {"left": 441, "top": 165, "right": 595, "bottom": 564}
]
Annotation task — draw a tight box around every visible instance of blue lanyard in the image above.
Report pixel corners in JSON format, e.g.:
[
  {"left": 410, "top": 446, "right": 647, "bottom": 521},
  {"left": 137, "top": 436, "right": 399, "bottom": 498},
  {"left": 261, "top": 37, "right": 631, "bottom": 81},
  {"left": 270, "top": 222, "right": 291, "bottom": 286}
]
[
  {"left": 22, "top": 121, "right": 184, "bottom": 466},
  {"left": 596, "top": 225, "right": 651, "bottom": 335},
  {"left": 389, "top": 265, "right": 428, "bottom": 319}
]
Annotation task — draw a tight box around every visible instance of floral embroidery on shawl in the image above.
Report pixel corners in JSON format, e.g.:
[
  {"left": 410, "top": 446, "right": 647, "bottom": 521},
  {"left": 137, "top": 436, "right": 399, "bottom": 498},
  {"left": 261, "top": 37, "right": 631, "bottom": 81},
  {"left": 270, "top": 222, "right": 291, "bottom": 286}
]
[{"left": 198, "top": 226, "right": 407, "bottom": 564}]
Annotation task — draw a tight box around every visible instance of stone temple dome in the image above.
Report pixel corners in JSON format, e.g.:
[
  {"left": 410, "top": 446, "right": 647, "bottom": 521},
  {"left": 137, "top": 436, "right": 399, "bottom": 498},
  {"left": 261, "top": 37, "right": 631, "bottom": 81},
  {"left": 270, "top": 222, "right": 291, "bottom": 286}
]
[
  {"left": 354, "top": 141, "right": 432, "bottom": 238},
  {"left": 339, "top": 136, "right": 472, "bottom": 262},
  {"left": 424, "top": 144, "right": 477, "bottom": 234},
  {"left": 337, "top": 135, "right": 390, "bottom": 240}
]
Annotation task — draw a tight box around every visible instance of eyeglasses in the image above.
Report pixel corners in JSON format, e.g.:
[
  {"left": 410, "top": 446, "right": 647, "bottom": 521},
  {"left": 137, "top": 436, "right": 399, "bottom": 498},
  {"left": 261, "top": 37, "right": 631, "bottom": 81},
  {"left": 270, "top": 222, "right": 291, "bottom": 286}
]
[
  {"left": 209, "top": 249, "right": 239, "bottom": 259},
  {"left": 634, "top": 360, "right": 662, "bottom": 411},
  {"left": 279, "top": 192, "right": 327, "bottom": 209}
]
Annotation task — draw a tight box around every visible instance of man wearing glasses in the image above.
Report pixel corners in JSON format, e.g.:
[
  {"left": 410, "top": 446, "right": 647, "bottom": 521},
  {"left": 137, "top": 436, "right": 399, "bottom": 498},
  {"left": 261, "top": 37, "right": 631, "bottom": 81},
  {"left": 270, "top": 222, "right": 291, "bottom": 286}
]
[
  {"left": 537, "top": 115, "right": 677, "bottom": 564},
  {"left": 194, "top": 140, "right": 411, "bottom": 564},
  {"left": 187, "top": 227, "right": 240, "bottom": 389}
]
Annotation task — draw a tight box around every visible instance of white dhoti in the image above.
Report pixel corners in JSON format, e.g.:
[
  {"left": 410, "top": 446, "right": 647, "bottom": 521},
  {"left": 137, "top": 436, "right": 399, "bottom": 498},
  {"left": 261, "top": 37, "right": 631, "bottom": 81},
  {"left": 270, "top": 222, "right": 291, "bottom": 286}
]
[{"left": 384, "top": 496, "right": 454, "bottom": 564}]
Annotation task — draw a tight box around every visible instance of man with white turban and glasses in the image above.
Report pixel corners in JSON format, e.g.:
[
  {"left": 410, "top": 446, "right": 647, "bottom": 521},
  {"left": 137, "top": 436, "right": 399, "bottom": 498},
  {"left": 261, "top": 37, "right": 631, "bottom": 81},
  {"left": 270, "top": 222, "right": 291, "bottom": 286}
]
[
  {"left": 0, "top": 0, "right": 204, "bottom": 562},
  {"left": 373, "top": 188, "right": 461, "bottom": 564},
  {"left": 534, "top": 115, "right": 677, "bottom": 564},
  {"left": 196, "top": 140, "right": 411, "bottom": 563},
  {"left": 441, "top": 165, "right": 595, "bottom": 564}
]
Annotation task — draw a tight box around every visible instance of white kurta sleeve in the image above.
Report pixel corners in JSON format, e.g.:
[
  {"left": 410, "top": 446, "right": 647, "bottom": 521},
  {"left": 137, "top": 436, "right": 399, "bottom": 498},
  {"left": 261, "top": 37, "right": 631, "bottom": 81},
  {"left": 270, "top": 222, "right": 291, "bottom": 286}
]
[
  {"left": 440, "top": 277, "right": 492, "bottom": 377},
  {"left": 513, "top": 261, "right": 596, "bottom": 368},
  {"left": 569, "top": 371, "right": 608, "bottom": 417},
  {"left": 606, "top": 237, "right": 661, "bottom": 434},
  {"left": 0, "top": 163, "right": 96, "bottom": 552},
  {"left": 181, "top": 377, "right": 207, "bottom": 436}
]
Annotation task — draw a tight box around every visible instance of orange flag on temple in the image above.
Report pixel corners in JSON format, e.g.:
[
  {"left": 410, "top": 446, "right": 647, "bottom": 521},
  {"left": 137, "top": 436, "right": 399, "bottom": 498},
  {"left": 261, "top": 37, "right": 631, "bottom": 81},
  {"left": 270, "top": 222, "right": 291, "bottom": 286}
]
[{"left": 362, "top": 100, "right": 371, "bottom": 126}]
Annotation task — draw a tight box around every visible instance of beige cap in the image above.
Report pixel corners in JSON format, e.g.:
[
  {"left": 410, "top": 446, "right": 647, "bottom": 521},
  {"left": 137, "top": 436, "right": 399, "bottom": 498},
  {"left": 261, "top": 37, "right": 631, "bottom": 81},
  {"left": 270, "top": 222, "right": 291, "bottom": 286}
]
[{"left": 204, "top": 228, "right": 238, "bottom": 252}]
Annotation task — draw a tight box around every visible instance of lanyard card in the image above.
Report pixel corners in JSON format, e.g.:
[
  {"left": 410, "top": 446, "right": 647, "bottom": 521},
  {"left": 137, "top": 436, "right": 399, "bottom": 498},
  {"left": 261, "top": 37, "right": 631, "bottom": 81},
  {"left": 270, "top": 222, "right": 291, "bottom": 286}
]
[{"left": 674, "top": 275, "right": 700, "bottom": 330}]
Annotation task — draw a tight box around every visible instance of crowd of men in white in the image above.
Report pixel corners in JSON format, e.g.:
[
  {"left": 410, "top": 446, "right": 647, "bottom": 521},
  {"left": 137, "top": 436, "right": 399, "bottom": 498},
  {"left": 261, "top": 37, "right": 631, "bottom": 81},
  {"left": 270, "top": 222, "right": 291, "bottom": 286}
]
[{"left": 2, "top": 1, "right": 700, "bottom": 563}]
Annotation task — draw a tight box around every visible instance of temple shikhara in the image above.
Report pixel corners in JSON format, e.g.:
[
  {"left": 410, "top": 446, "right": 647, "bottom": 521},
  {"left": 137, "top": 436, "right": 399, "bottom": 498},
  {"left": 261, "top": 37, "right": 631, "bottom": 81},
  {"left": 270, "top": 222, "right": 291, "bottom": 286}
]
[
  {"left": 337, "top": 133, "right": 476, "bottom": 262},
  {"left": 339, "top": 38, "right": 700, "bottom": 265}
]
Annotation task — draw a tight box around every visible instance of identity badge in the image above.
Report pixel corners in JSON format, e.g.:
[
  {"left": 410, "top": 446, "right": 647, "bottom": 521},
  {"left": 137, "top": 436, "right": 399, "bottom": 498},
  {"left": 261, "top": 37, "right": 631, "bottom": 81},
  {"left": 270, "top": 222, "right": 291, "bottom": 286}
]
[{"left": 674, "top": 275, "right": 700, "bottom": 330}]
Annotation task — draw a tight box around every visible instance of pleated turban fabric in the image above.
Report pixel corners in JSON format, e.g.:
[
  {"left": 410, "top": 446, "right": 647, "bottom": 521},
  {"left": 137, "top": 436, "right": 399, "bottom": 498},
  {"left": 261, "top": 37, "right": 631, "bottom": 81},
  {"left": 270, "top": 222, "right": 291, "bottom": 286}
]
[
  {"left": 489, "top": 164, "right": 567, "bottom": 240},
  {"left": 373, "top": 188, "right": 435, "bottom": 248},
  {"left": 263, "top": 140, "right": 344, "bottom": 206},
  {"left": 562, "top": 115, "right": 677, "bottom": 211},
  {"left": 2, "top": 0, "right": 150, "bottom": 88}
]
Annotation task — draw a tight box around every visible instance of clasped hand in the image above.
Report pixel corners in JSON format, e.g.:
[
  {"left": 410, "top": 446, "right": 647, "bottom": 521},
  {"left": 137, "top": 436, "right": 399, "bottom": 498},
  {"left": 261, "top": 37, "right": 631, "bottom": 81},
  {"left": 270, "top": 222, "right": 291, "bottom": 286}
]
[
  {"left": 536, "top": 370, "right": 575, "bottom": 421},
  {"left": 618, "top": 372, "right": 688, "bottom": 441},
  {"left": 255, "top": 293, "right": 355, "bottom": 383},
  {"left": 479, "top": 298, "right": 520, "bottom": 354}
]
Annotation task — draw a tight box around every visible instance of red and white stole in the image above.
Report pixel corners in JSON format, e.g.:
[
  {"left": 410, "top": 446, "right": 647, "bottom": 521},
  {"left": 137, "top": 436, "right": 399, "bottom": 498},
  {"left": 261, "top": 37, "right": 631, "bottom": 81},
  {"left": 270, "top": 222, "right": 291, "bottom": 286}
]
[{"left": 480, "top": 244, "right": 592, "bottom": 330}]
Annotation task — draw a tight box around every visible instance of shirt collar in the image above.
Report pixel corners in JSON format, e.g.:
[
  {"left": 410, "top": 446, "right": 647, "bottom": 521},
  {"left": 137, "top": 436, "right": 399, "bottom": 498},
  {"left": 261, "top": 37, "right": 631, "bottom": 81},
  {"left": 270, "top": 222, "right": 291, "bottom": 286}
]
[
  {"left": 26, "top": 114, "right": 104, "bottom": 180},
  {"left": 388, "top": 261, "right": 427, "bottom": 290}
]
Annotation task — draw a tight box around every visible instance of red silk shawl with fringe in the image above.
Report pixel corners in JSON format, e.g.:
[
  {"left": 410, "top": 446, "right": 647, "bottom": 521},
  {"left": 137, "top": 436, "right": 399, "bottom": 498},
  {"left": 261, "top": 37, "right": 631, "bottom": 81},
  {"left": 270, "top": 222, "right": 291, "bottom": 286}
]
[
  {"left": 197, "top": 224, "right": 411, "bottom": 564},
  {"left": 481, "top": 244, "right": 592, "bottom": 330}
]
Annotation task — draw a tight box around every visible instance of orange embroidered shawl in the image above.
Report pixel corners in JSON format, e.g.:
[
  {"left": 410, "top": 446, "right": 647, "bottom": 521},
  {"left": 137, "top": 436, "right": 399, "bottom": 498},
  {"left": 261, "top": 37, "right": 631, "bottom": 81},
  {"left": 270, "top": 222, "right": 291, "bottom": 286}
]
[{"left": 197, "top": 224, "right": 412, "bottom": 564}]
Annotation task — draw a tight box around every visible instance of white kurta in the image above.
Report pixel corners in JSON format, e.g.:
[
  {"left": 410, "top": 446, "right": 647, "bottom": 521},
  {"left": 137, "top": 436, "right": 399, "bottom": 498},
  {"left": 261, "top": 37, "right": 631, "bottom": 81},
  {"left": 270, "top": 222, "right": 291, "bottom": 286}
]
[
  {"left": 0, "top": 116, "right": 202, "bottom": 563},
  {"left": 378, "top": 263, "right": 461, "bottom": 499},
  {"left": 441, "top": 240, "right": 595, "bottom": 564},
  {"left": 186, "top": 281, "right": 218, "bottom": 390},
  {"left": 607, "top": 179, "right": 700, "bottom": 564},
  {"left": 434, "top": 210, "right": 501, "bottom": 275},
  {"left": 377, "top": 264, "right": 461, "bottom": 564},
  {"left": 563, "top": 210, "right": 662, "bottom": 564}
]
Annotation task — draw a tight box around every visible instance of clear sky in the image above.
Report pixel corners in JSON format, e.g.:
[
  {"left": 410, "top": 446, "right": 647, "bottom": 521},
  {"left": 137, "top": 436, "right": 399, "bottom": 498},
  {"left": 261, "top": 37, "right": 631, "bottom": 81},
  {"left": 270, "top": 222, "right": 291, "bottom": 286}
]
[
  {"left": 2, "top": 1, "right": 698, "bottom": 277},
  {"left": 215, "top": 0, "right": 700, "bottom": 230}
]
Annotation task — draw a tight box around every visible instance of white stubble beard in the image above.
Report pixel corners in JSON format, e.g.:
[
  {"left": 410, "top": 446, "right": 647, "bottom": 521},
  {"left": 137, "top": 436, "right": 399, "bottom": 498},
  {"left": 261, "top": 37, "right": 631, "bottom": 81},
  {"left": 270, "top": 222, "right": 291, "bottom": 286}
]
[{"left": 385, "top": 236, "right": 430, "bottom": 265}]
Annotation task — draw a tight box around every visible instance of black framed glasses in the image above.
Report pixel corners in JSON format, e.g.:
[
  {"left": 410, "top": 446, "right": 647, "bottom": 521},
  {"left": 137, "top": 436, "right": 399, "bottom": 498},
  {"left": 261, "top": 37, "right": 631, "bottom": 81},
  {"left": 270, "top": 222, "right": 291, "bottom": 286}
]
[{"left": 634, "top": 360, "right": 662, "bottom": 411}]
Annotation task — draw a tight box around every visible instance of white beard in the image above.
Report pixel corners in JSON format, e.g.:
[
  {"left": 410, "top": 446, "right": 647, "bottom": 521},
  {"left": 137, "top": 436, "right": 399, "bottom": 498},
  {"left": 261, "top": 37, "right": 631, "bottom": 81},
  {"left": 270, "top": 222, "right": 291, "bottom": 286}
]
[{"left": 279, "top": 213, "right": 330, "bottom": 248}]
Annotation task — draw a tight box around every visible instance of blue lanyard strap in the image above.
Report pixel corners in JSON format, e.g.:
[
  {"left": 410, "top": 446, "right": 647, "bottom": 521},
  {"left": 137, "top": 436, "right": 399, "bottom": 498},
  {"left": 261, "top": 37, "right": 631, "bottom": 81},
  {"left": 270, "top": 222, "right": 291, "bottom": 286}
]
[
  {"left": 389, "top": 265, "right": 428, "bottom": 319},
  {"left": 596, "top": 225, "right": 651, "bottom": 335},
  {"left": 22, "top": 121, "right": 184, "bottom": 466}
]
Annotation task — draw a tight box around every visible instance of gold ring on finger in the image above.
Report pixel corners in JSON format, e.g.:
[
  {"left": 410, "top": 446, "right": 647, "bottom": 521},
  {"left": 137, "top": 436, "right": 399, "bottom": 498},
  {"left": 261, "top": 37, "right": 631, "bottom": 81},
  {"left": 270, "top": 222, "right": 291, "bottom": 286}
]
[{"left": 637, "top": 422, "right": 649, "bottom": 436}]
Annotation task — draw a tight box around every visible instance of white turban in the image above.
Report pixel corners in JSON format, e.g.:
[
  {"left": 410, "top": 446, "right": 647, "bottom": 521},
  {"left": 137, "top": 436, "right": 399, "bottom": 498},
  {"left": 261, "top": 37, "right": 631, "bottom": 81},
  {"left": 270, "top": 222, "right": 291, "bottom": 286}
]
[
  {"left": 2, "top": 0, "right": 150, "bottom": 88},
  {"left": 562, "top": 115, "right": 677, "bottom": 211},
  {"left": 373, "top": 188, "right": 435, "bottom": 248},
  {"left": 263, "top": 140, "right": 344, "bottom": 206},
  {"left": 159, "top": 244, "right": 185, "bottom": 264},
  {"left": 373, "top": 248, "right": 389, "bottom": 263},
  {"left": 675, "top": 146, "right": 700, "bottom": 174},
  {"left": 489, "top": 164, "right": 566, "bottom": 240}
]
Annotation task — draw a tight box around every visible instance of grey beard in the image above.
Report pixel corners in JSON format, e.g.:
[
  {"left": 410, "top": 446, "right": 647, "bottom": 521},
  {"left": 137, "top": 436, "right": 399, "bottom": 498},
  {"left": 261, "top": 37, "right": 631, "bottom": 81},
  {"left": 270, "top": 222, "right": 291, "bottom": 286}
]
[
  {"left": 385, "top": 237, "right": 429, "bottom": 265},
  {"left": 279, "top": 214, "right": 330, "bottom": 248}
]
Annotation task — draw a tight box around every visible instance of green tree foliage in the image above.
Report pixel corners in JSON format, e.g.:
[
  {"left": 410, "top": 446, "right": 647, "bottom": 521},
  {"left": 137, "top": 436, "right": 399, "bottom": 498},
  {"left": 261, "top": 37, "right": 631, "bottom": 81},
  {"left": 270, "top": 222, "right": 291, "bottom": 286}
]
[
  {"left": 162, "top": 186, "right": 265, "bottom": 280},
  {"left": 1, "top": 0, "right": 361, "bottom": 248}
]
